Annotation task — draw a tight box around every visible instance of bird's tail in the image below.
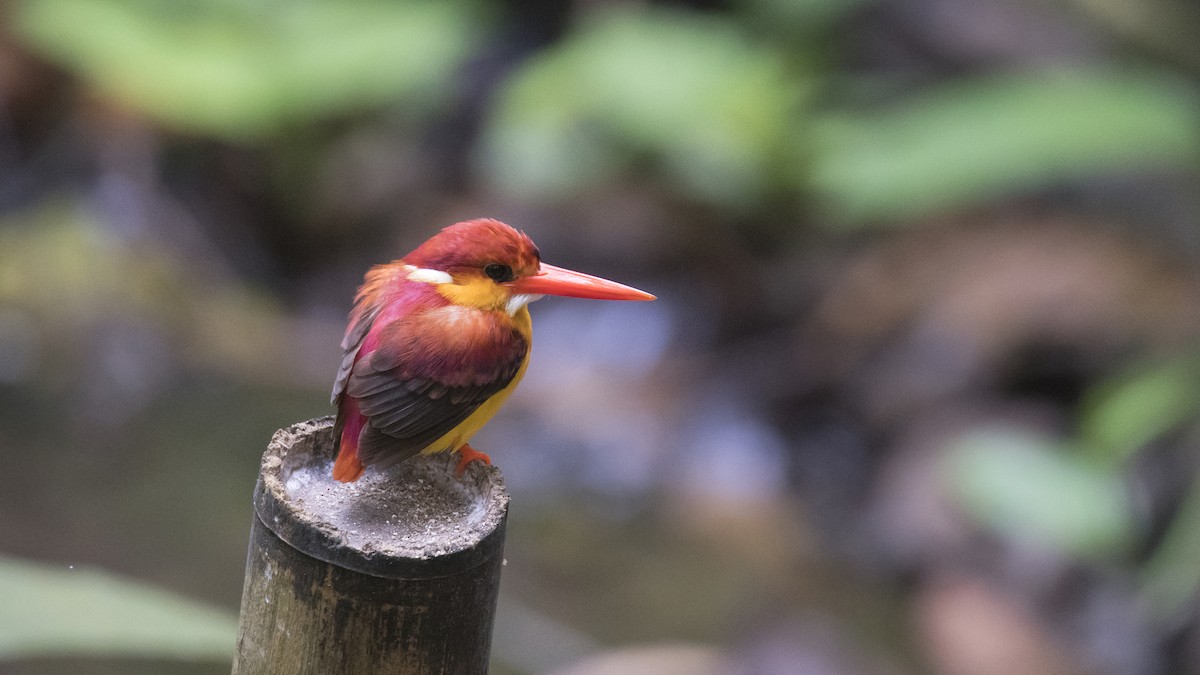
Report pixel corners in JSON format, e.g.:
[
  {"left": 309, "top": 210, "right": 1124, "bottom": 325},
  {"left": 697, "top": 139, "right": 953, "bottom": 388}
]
[
  {"left": 332, "top": 406, "right": 366, "bottom": 482},
  {"left": 333, "top": 441, "right": 365, "bottom": 482}
]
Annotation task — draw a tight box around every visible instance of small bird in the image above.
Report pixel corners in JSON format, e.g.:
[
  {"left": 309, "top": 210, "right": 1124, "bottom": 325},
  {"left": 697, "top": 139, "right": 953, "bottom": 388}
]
[{"left": 331, "top": 218, "right": 655, "bottom": 482}]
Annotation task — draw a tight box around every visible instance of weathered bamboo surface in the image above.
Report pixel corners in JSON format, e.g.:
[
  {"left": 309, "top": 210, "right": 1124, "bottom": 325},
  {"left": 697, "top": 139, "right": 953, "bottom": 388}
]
[{"left": 233, "top": 417, "right": 510, "bottom": 674}]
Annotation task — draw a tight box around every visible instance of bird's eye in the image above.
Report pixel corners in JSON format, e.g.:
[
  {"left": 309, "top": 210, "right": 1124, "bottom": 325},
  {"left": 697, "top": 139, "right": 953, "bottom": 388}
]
[{"left": 484, "top": 263, "right": 513, "bottom": 282}]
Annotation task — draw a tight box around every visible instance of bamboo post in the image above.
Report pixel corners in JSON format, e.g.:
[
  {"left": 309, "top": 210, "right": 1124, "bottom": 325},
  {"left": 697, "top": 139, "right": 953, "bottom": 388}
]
[{"left": 232, "top": 417, "right": 510, "bottom": 674}]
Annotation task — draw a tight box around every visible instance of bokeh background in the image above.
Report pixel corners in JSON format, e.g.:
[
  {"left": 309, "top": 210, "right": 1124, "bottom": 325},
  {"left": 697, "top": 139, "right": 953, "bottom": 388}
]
[{"left": 2, "top": 0, "right": 1200, "bottom": 673}]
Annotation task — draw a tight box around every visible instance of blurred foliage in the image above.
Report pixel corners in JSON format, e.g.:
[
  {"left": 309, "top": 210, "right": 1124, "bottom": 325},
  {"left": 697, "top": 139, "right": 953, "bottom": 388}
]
[
  {"left": 1067, "top": 0, "right": 1200, "bottom": 72},
  {"left": 0, "top": 200, "right": 333, "bottom": 394},
  {"left": 0, "top": 202, "right": 188, "bottom": 322},
  {"left": 947, "top": 355, "right": 1200, "bottom": 624},
  {"left": 478, "top": 4, "right": 1200, "bottom": 222},
  {"left": 737, "top": 0, "right": 874, "bottom": 36},
  {"left": 1080, "top": 357, "right": 1200, "bottom": 466},
  {"left": 1080, "top": 358, "right": 1200, "bottom": 625},
  {"left": 3, "top": 0, "right": 1200, "bottom": 672},
  {"left": 945, "top": 428, "right": 1135, "bottom": 558},
  {"left": 479, "top": 6, "right": 802, "bottom": 210},
  {"left": 1141, "top": 480, "right": 1200, "bottom": 624},
  {"left": 12, "top": 0, "right": 479, "bottom": 138},
  {"left": 0, "top": 555, "right": 235, "bottom": 662},
  {"left": 12, "top": 0, "right": 1200, "bottom": 225},
  {"left": 809, "top": 69, "right": 1200, "bottom": 223}
]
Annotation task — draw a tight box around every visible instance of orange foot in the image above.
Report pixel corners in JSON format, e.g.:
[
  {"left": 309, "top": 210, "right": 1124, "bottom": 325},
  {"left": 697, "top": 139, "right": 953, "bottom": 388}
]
[{"left": 454, "top": 444, "right": 492, "bottom": 477}]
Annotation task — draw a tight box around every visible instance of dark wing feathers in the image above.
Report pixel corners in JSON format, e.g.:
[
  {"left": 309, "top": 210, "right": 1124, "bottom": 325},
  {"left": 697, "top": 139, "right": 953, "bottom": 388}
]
[
  {"left": 331, "top": 263, "right": 412, "bottom": 407},
  {"left": 330, "top": 295, "right": 385, "bottom": 405},
  {"left": 347, "top": 306, "right": 527, "bottom": 468}
]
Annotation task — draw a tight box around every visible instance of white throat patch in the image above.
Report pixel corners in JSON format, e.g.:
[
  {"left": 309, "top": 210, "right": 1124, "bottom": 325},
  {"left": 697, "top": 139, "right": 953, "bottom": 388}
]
[{"left": 506, "top": 293, "right": 544, "bottom": 316}]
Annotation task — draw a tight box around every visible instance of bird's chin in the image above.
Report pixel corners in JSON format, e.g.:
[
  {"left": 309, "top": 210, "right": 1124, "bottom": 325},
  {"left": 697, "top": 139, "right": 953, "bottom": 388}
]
[{"left": 505, "top": 293, "right": 544, "bottom": 316}]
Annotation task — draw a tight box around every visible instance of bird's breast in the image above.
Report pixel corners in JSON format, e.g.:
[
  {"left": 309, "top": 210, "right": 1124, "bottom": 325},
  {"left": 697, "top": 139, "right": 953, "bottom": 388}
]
[
  {"left": 419, "top": 304, "right": 530, "bottom": 351},
  {"left": 371, "top": 303, "right": 531, "bottom": 389}
]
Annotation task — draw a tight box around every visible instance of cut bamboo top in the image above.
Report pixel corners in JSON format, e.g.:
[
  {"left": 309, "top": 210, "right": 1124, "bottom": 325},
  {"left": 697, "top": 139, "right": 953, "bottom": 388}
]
[{"left": 253, "top": 417, "right": 510, "bottom": 579}]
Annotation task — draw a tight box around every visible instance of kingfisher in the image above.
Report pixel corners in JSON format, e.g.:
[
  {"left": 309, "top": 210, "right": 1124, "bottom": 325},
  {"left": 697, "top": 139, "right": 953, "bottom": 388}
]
[{"left": 331, "top": 218, "right": 655, "bottom": 482}]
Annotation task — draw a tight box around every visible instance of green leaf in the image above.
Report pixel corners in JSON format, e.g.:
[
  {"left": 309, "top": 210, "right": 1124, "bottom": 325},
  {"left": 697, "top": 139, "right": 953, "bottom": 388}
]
[
  {"left": 943, "top": 428, "right": 1135, "bottom": 558},
  {"left": 11, "top": 0, "right": 477, "bottom": 138},
  {"left": 1080, "top": 359, "right": 1200, "bottom": 466},
  {"left": 0, "top": 555, "right": 236, "bottom": 662},
  {"left": 479, "top": 7, "right": 803, "bottom": 208},
  {"left": 810, "top": 69, "right": 1200, "bottom": 224}
]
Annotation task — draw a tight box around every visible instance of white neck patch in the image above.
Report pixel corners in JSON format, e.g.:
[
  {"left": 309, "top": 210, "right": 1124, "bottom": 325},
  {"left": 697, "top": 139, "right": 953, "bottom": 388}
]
[
  {"left": 506, "top": 293, "right": 544, "bottom": 316},
  {"left": 405, "top": 265, "right": 453, "bottom": 285}
]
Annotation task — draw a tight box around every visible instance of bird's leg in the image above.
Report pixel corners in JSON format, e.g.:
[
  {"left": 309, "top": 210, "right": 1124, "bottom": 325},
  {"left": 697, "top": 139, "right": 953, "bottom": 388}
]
[{"left": 454, "top": 444, "right": 492, "bottom": 477}]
